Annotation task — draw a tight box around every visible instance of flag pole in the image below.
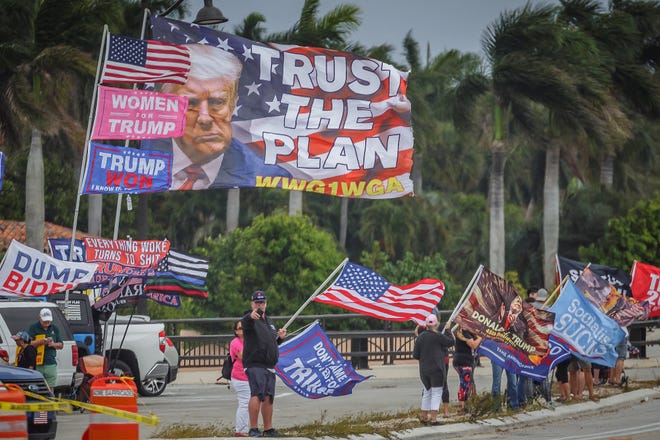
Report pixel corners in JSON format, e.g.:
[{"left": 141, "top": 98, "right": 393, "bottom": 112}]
[
  {"left": 281, "top": 258, "right": 348, "bottom": 331},
  {"left": 112, "top": 8, "right": 151, "bottom": 240},
  {"left": 65, "top": 24, "right": 109, "bottom": 313},
  {"left": 542, "top": 275, "right": 570, "bottom": 309},
  {"left": 447, "top": 264, "right": 483, "bottom": 324}
]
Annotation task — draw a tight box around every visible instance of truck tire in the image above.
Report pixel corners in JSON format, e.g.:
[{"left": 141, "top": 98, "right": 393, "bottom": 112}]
[
  {"left": 108, "top": 359, "right": 134, "bottom": 378},
  {"left": 108, "top": 358, "right": 167, "bottom": 397},
  {"left": 136, "top": 374, "right": 167, "bottom": 397}
]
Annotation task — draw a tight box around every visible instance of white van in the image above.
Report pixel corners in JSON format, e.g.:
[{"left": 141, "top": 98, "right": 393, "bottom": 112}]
[{"left": 0, "top": 300, "right": 83, "bottom": 395}]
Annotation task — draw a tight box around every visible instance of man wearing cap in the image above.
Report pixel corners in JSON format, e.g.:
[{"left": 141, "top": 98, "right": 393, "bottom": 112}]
[
  {"left": 12, "top": 331, "right": 37, "bottom": 370},
  {"left": 28, "top": 308, "right": 63, "bottom": 389},
  {"left": 241, "top": 291, "right": 287, "bottom": 437}
]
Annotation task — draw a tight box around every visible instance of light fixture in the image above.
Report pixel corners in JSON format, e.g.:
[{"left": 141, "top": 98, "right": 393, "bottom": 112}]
[{"left": 193, "top": 0, "right": 228, "bottom": 25}]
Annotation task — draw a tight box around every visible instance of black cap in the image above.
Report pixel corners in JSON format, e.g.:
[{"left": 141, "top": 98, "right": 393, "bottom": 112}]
[{"left": 251, "top": 290, "right": 266, "bottom": 302}]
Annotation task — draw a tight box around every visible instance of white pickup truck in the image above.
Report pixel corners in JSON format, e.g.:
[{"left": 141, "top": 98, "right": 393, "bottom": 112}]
[
  {"left": 48, "top": 292, "right": 178, "bottom": 397},
  {"left": 0, "top": 300, "right": 83, "bottom": 395}
]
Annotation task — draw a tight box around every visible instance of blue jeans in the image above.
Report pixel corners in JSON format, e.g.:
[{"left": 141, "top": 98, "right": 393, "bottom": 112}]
[{"left": 491, "top": 363, "right": 520, "bottom": 409}]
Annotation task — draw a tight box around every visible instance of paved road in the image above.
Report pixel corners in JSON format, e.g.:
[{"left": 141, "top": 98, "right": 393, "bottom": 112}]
[{"left": 56, "top": 351, "right": 660, "bottom": 439}]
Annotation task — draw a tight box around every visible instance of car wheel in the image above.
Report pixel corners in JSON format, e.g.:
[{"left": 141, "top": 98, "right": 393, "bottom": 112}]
[
  {"left": 107, "top": 359, "right": 133, "bottom": 378},
  {"left": 136, "top": 375, "right": 167, "bottom": 397}
]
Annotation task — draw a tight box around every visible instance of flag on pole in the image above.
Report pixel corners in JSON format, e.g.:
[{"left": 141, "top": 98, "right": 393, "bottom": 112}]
[
  {"left": 101, "top": 34, "right": 190, "bottom": 84},
  {"left": 630, "top": 260, "right": 660, "bottom": 317},
  {"left": 154, "top": 249, "right": 209, "bottom": 285},
  {"left": 575, "top": 267, "right": 649, "bottom": 327},
  {"left": 275, "top": 322, "right": 371, "bottom": 399},
  {"left": 453, "top": 267, "right": 555, "bottom": 358},
  {"left": 477, "top": 336, "right": 572, "bottom": 381},
  {"left": 313, "top": 262, "right": 444, "bottom": 325},
  {"left": 549, "top": 280, "right": 625, "bottom": 367}
]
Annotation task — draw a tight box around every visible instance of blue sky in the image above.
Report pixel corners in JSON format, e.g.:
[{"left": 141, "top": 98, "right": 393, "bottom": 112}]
[{"left": 184, "top": 0, "right": 563, "bottom": 62}]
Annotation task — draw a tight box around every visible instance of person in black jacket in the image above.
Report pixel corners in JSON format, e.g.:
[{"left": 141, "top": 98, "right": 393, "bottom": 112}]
[
  {"left": 413, "top": 314, "right": 454, "bottom": 425},
  {"left": 12, "top": 331, "right": 37, "bottom": 370},
  {"left": 241, "top": 291, "right": 287, "bottom": 437}
]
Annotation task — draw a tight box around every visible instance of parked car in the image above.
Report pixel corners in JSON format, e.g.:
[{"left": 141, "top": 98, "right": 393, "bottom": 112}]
[
  {"left": 0, "top": 300, "right": 83, "bottom": 395},
  {"left": 47, "top": 292, "right": 179, "bottom": 396},
  {"left": 0, "top": 366, "right": 57, "bottom": 440}
]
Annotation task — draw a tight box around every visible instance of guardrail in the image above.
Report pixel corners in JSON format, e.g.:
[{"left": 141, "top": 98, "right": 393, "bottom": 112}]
[{"left": 155, "top": 313, "right": 659, "bottom": 369}]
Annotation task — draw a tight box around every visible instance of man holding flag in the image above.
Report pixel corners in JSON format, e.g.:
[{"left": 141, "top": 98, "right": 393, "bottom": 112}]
[{"left": 242, "top": 291, "right": 287, "bottom": 438}]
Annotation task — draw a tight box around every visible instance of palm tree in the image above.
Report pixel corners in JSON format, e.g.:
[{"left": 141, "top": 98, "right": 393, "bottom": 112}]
[
  {"left": 0, "top": 0, "right": 124, "bottom": 249},
  {"left": 559, "top": 0, "right": 660, "bottom": 188}
]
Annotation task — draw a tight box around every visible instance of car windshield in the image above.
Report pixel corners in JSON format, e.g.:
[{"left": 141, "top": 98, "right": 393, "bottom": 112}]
[{"left": 1, "top": 307, "right": 74, "bottom": 340}]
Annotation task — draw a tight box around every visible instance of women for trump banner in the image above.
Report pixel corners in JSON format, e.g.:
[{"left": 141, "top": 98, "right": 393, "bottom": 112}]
[
  {"left": 92, "top": 86, "right": 187, "bottom": 140},
  {"left": 275, "top": 322, "right": 371, "bottom": 399},
  {"left": 147, "top": 15, "right": 413, "bottom": 199},
  {"left": 549, "top": 280, "right": 625, "bottom": 368},
  {"left": 0, "top": 240, "right": 98, "bottom": 296}
]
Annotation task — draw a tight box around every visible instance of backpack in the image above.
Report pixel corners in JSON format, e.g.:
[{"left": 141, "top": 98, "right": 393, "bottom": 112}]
[{"left": 221, "top": 353, "right": 234, "bottom": 380}]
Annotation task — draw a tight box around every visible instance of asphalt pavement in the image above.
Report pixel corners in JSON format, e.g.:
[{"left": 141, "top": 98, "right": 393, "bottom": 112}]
[{"left": 150, "top": 350, "right": 660, "bottom": 440}]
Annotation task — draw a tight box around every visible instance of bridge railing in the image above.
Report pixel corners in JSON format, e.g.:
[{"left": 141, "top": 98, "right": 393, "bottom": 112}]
[{"left": 155, "top": 313, "right": 658, "bottom": 369}]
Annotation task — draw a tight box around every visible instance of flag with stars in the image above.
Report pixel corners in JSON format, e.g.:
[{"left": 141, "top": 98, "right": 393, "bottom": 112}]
[
  {"left": 101, "top": 33, "right": 190, "bottom": 84},
  {"left": 81, "top": 142, "right": 172, "bottom": 194},
  {"left": 147, "top": 15, "right": 414, "bottom": 199},
  {"left": 313, "top": 262, "right": 444, "bottom": 325}
]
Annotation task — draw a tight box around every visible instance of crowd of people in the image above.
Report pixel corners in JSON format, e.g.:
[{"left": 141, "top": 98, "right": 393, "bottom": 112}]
[{"left": 411, "top": 287, "right": 631, "bottom": 423}]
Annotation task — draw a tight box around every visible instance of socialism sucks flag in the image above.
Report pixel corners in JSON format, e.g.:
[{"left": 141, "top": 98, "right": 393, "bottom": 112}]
[
  {"left": 575, "top": 267, "right": 649, "bottom": 327},
  {"left": 275, "top": 322, "right": 371, "bottom": 399},
  {"left": 0, "top": 240, "right": 98, "bottom": 296},
  {"left": 92, "top": 86, "right": 187, "bottom": 141},
  {"left": 82, "top": 142, "right": 172, "bottom": 194},
  {"left": 630, "top": 261, "right": 660, "bottom": 318},
  {"left": 549, "top": 280, "right": 625, "bottom": 368},
  {"left": 148, "top": 15, "right": 414, "bottom": 199},
  {"left": 454, "top": 267, "right": 555, "bottom": 359},
  {"left": 101, "top": 34, "right": 190, "bottom": 84},
  {"left": 313, "top": 262, "right": 444, "bottom": 325}
]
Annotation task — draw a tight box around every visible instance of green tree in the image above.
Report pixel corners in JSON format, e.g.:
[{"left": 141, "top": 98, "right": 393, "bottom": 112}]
[
  {"left": 190, "top": 213, "right": 345, "bottom": 319},
  {"left": 0, "top": 0, "right": 124, "bottom": 247},
  {"left": 580, "top": 193, "right": 660, "bottom": 269}
]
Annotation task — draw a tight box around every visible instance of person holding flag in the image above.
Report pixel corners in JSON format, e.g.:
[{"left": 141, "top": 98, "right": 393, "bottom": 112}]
[
  {"left": 241, "top": 291, "right": 287, "bottom": 437},
  {"left": 452, "top": 325, "right": 482, "bottom": 414},
  {"left": 413, "top": 314, "right": 454, "bottom": 425}
]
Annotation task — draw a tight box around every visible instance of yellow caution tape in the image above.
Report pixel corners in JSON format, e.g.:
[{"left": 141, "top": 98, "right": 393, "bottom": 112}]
[
  {"left": 19, "top": 390, "right": 159, "bottom": 427},
  {"left": 0, "top": 401, "right": 72, "bottom": 412}
]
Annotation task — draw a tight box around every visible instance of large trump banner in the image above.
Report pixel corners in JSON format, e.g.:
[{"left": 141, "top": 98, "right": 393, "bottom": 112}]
[{"left": 142, "top": 15, "right": 413, "bottom": 199}]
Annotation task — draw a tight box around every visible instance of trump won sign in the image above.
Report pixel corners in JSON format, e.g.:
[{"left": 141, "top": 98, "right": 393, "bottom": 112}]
[{"left": 82, "top": 142, "right": 172, "bottom": 194}]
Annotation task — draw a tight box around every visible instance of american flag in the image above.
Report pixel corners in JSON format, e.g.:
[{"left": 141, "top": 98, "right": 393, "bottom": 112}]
[
  {"left": 313, "top": 262, "right": 444, "bottom": 324},
  {"left": 101, "top": 33, "right": 190, "bottom": 84},
  {"left": 148, "top": 15, "right": 414, "bottom": 199},
  {"left": 33, "top": 411, "right": 48, "bottom": 425}
]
